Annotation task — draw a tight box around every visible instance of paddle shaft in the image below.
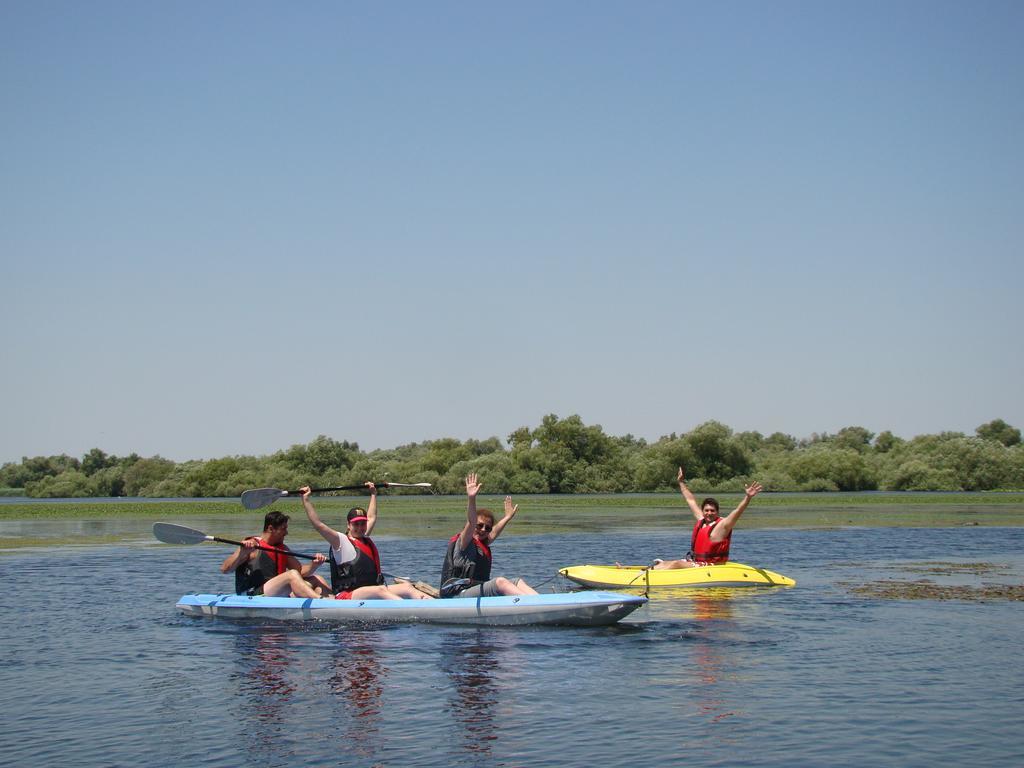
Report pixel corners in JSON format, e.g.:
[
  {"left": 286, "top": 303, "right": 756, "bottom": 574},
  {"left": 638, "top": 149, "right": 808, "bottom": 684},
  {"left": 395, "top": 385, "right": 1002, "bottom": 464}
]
[
  {"left": 286, "top": 482, "right": 430, "bottom": 494},
  {"left": 292, "top": 484, "right": 369, "bottom": 494},
  {"left": 211, "top": 534, "right": 320, "bottom": 562},
  {"left": 241, "top": 482, "right": 431, "bottom": 510}
]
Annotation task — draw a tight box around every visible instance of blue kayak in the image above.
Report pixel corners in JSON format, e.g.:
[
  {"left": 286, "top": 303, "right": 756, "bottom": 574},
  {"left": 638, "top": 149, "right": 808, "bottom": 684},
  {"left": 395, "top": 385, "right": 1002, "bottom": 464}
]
[{"left": 176, "top": 591, "right": 647, "bottom": 627}]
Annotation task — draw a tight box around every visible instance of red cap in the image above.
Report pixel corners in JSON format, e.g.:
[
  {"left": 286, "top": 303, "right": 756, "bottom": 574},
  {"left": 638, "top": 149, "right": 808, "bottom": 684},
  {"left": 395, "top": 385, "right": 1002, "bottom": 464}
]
[{"left": 347, "top": 508, "right": 369, "bottom": 524}]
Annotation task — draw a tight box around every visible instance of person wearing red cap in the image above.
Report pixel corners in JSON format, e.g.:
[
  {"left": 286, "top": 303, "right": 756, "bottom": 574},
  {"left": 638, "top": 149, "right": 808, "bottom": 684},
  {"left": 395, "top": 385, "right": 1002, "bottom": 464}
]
[
  {"left": 439, "top": 473, "right": 538, "bottom": 598},
  {"left": 300, "top": 483, "right": 431, "bottom": 600}
]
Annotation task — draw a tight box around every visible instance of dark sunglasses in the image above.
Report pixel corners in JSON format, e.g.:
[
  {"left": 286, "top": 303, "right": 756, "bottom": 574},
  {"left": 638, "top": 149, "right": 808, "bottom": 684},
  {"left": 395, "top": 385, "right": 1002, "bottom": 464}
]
[{"left": 476, "top": 523, "right": 493, "bottom": 532}]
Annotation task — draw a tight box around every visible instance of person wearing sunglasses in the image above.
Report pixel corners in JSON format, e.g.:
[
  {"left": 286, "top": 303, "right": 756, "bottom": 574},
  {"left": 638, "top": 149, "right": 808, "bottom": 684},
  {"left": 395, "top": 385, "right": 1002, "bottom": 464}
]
[
  {"left": 300, "top": 483, "right": 432, "bottom": 600},
  {"left": 439, "top": 472, "right": 538, "bottom": 598}
]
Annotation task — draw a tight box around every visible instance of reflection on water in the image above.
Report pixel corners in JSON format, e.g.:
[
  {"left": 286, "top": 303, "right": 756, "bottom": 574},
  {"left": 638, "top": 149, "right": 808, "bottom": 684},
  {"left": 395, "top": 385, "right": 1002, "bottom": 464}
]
[
  {"left": 327, "top": 630, "right": 387, "bottom": 763},
  {"left": 690, "top": 592, "right": 737, "bottom": 723},
  {"left": 231, "top": 628, "right": 301, "bottom": 763},
  {"left": 641, "top": 586, "right": 735, "bottom": 619},
  {"left": 440, "top": 631, "right": 501, "bottom": 759},
  {"left": 691, "top": 590, "right": 734, "bottom": 622},
  {"left": 228, "top": 625, "right": 391, "bottom": 767},
  {"left": 230, "top": 634, "right": 299, "bottom": 729},
  {"left": 439, "top": 629, "right": 534, "bottom": 762},
  {"left": 245, "top": 630, "right": 298, "bottom": 703},
  {"left": 640, "top": 589, "right": 745, "bottom": 724}
]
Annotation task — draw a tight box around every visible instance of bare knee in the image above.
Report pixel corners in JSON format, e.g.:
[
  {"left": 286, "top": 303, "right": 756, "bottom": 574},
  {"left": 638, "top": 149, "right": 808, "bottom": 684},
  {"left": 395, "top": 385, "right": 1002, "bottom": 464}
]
[
  {"left": 654, "top": 559, "right": 693, "bottom": 570},
  {"left": 389, "top": 582, "right": 416, "bottom": 599},
  {"left": 262, "top": 570, "right": 309, "bottom": 597},
  {"left": 355, "top": 585, "right": 394, "bottom": 599},
  {"left": 398, "top": 582, "right": 433, "bottom": 599},
  {"left": 514, "top": 577, "right": 538, "bottom": 595}
]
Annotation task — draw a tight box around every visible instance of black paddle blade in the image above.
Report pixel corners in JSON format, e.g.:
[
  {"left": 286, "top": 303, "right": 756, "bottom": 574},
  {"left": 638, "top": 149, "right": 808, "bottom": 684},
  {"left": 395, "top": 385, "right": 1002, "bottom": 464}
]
[
  {"left": 240, "top": 488, "right": 288, "bottom": 510},
  {"left": 153, "top": 522, "right": 210, "bottom": 545}
]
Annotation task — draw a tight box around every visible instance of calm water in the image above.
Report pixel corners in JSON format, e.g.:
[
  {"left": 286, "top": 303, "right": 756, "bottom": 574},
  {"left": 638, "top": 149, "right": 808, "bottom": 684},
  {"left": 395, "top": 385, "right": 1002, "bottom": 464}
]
[{"left": 1, "top": 525, "right": 1022, "bottom": 767}]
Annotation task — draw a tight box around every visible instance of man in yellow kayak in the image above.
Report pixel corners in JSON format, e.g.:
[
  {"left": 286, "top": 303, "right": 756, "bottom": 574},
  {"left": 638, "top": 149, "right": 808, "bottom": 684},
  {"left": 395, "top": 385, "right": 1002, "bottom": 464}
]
[{"left": 653, "top": 466, "right": 763, "bottom": 569}]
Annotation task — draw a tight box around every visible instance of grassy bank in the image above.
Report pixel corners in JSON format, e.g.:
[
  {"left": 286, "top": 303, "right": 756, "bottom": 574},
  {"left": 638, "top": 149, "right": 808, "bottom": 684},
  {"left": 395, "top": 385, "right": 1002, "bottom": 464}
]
[{"left": 2, "top": 492, "right": 1024, "bottom": 549}]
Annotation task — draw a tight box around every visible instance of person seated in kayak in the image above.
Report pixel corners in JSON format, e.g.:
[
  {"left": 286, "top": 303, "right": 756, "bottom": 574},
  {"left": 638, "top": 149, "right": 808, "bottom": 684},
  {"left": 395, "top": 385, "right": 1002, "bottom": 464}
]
[
  {"left": 439, "top": 472, "right": 538, "bottom": 598},
  {"left": 652, "top": 466, "right": 764, "bottom": 569},
  {"left": 300, "top": 483, "right": 432, "bottom": 600},
  {"left": 219, "top": 509, "right": 328, "bottom": 597}
]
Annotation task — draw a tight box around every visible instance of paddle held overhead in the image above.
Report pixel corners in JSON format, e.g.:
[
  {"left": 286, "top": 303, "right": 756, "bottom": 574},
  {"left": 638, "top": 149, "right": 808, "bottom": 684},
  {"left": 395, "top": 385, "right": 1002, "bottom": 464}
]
[{"left": 240, "top": 482, "right": 432, "bottom": 510}]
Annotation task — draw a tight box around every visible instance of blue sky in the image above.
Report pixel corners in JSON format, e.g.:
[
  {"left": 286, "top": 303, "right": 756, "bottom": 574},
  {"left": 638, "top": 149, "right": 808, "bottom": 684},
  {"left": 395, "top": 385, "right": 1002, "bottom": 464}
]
[{"left": 2, "top": 1, "right": 1022, "bottom": 464}]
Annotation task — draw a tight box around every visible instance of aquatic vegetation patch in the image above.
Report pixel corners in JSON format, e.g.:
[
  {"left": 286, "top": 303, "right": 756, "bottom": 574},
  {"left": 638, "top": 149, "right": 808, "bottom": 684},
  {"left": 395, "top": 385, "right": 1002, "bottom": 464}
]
[
  {"left": 879, "top": 561, "right": 1014, "bottom": 576},
  {"left": 843, "top": 578, "right": 1024, "bottom": 602}
]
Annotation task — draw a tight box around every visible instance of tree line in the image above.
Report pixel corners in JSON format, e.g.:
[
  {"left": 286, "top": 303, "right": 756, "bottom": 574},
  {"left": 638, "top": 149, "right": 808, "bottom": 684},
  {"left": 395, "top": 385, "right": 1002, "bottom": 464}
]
[{"left": 2, "top": 416, "right": 1022, "bottom": 498}]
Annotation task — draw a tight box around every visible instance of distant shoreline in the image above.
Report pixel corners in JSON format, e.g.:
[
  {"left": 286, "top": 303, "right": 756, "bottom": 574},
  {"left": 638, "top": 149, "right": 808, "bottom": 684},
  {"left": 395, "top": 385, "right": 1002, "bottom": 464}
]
[
  {"left": 2, "top": 492, "right": 1023, "bottom": 550},
  {"left": 2, "top": 493, "right": 1024, "bottom": 505}
]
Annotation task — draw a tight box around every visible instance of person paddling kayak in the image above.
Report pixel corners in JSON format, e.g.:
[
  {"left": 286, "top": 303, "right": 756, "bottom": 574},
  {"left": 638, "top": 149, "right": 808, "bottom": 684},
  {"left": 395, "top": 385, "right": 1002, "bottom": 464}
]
[
  {"left": 439, "top": 473, "right": 538, "bottom": 598},
  {"left": 653, "top": 466, "right": 764, "bottom": 569},
  {"left": 219, "top": 510, "right": 328, "bottom": 597},
  {"left": 301, "top": 483, "right": 432, "bottom": 600}
]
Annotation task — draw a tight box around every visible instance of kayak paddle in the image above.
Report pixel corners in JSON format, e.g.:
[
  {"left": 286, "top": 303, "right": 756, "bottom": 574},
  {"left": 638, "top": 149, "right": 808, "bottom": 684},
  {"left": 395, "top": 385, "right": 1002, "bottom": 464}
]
[
  {"left": 240, "top": 482, "right": 433, "bottom": 510},
  {"left": 152, "top": 522, "right": 322, "bottom": 561}
]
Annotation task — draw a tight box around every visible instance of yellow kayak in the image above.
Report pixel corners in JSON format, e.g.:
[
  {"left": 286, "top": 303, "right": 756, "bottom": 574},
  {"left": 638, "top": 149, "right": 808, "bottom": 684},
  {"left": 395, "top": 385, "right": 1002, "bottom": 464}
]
[{"left": 559, "top": 562, "right": 796, "bottom": 589}]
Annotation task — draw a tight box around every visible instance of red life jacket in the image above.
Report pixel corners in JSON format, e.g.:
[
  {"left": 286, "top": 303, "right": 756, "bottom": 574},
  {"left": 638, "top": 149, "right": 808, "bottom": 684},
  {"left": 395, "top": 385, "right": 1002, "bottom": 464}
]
[
  {"left": 351, "top": 536, "right": 382, "bottom": 572},
  {"left": 234, "top": 537, "right": 290, "bottom": 594},
  {"left": 329, "top": 535, "right": 383, "bottom": 592},
  {"left": 690, "top": 518, "right": 731, "bottom": 564}
]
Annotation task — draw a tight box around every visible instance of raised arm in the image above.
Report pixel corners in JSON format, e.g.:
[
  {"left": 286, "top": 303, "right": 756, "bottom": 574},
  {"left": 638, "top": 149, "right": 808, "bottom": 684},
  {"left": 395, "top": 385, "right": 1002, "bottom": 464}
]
[
  {"left": 712, "top": 481, "right": 764, "bottom": 540},
  {"left": 487, "top": 496, "right": 518, "bottom": 544},
  {"left": 364, "top": 482, "right": 378, "bottom": 536},
  {"left": 301, "top": 485, "right": 343, "bottom": 550},
  {"left": 457, "top": 473, "right": 482, "bottom": 550},
  {"left": 677, "top": 467, "right": 703, "bottom": 521}
]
